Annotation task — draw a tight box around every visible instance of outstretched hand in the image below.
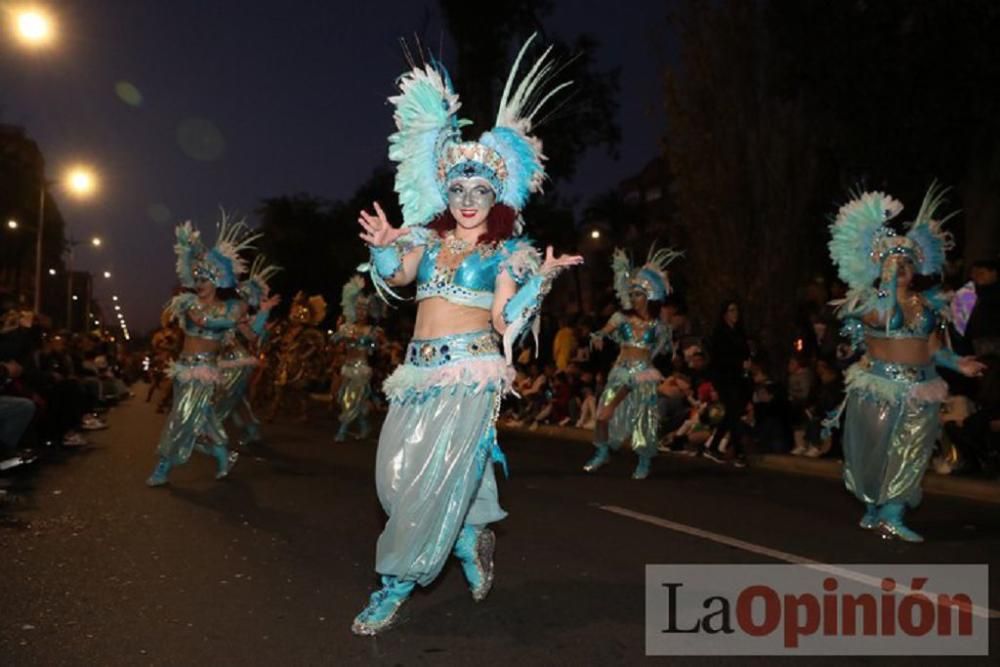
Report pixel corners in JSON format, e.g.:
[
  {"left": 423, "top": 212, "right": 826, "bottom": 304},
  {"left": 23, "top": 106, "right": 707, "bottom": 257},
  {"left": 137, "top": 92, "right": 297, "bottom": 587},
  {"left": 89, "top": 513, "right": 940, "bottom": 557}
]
[
  {"left": 358, "top": 201, "right": 409, "bottom": 247},
  {"left": 260, "top": 294, "right": 281, "bottom": 312},
  {"left": 540, "top": 246, "right": 584, "bottom": 276},
  {"left": 958, "top": 356, "right": 987, "bottom": 378}
]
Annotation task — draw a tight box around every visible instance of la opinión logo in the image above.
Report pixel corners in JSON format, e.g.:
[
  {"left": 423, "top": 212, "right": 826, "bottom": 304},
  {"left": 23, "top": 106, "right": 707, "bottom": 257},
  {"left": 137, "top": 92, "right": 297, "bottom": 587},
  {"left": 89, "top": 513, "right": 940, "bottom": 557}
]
[
  {"left": 645, "top": 565, "right": 988, "bottom": 656},
  {"left": 658, "top": 577, "right": 973, "bottom": 648}
]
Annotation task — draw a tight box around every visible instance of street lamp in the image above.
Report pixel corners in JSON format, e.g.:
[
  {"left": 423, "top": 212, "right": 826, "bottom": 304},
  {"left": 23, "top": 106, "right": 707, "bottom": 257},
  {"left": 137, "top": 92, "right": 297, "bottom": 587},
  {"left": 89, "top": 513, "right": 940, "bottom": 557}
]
[
  {"left": 48, "top": 268, "right": 56, "bottom": 276},
  {"left": 6, "top": 219, "right": 18, "bottom": 229},
  {"left": 91, "top": 237, "right": 102, "bottom": 247},
  {"left": 33, "top": 165, "right": 100, "bottom": 315},
  {"left": 12, "top": 7, "right": 55, "bottom": 48},
  {"left": 103, "top": 270, "right": 111, "bottom": 279},
  {"left": 590, "top": 230, "right": 601, "bottom": 239}
]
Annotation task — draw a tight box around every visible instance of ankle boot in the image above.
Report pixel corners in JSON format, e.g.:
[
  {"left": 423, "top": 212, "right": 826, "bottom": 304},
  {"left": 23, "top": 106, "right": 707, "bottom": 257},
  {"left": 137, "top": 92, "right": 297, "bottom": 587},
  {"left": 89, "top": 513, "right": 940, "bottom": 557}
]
[
  {"left": 583, "top": 444, "right": 610, "bottom": 472},
  {"left": 453, "top": 525, "right": 496, "bottom": 601},
  {"left": 334, "top": 422, "right": 349, "bottom": 442},
  {"left": 859, "top": 503, "right": 879, "bottom": 530},
  {"left": 212, "top": 445, "right": 237, "bottom": 480},
  {"left": 877, "top": 502, "right": 923, "bottom": 543},
  {"left": 145, "top": 457, "right": 172, "bottom": 487},
  {"left": 632, "top": 454, "right": 652, "bottom": 480},
  {"left": 351, "top": 575, "right": 416, "bottom": 636}
]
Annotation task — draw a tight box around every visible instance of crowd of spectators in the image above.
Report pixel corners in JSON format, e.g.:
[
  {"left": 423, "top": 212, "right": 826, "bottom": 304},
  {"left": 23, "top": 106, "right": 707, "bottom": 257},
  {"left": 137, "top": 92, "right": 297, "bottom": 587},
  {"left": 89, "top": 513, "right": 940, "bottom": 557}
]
[{"left": 1, "top": 291, "right": 138, "bottom": 499}]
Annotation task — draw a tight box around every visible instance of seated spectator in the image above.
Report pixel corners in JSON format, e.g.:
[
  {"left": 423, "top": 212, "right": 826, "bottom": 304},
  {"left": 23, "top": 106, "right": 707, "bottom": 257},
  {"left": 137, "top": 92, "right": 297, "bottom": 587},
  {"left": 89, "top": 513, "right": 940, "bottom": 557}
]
[
  {"left": 749, "top": 360, "right": 788, "bottom": 453},
  {"left": 797, "top": 358, "right": 844, "bottom": 458},
  {"left": 575, "top": 383, "right": 597, "bottom": 430},
  {"left": 1, "top": 360, "right": 36, "bottom": 468},
  {"left": 787, "top": 354, "right": 815, "bottom": 454}
]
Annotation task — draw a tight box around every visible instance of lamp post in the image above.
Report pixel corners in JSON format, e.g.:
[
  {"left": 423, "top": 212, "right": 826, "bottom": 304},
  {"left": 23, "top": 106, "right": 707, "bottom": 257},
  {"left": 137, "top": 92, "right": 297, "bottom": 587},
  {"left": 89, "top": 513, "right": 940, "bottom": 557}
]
[{"left": 34, "top": 165, "right": 99, "bottom": 317}]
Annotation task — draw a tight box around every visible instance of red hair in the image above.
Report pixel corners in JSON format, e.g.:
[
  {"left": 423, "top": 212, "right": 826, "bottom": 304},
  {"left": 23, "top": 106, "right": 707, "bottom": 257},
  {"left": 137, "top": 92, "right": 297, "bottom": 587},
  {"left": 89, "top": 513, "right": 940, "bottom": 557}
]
[{"left": 427, "top": 204, "right": 517, "bottom": 245}]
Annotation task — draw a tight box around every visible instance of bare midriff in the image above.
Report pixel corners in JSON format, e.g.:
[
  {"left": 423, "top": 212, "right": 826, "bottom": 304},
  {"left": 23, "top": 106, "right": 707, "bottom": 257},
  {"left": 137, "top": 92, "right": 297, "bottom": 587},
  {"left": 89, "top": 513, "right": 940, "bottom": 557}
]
[
  {"left": 414, "top": 297, "right": 492, "bottom": 339},
  {"left": 182, "top": 336, "right": 221, "bottom": 356},
  {"left": 865, "top": 336, "right": 932, "bottom": 366},
  {"left": 616, "top": 345, "right": 652, "bottom": 364}
]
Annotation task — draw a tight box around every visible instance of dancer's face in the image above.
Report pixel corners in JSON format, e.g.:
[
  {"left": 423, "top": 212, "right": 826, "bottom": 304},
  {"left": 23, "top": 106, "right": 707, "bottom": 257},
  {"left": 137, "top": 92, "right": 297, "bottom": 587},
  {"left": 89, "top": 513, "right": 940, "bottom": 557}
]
[
  {"left": 195, "top": 278, "right": 215, "bottom": 300},
  {"left": 629, "top": 288, "right": 649, "bottom": 313},
  {"left": 447, "top": 178, "right": 495, "bottom": 229}
]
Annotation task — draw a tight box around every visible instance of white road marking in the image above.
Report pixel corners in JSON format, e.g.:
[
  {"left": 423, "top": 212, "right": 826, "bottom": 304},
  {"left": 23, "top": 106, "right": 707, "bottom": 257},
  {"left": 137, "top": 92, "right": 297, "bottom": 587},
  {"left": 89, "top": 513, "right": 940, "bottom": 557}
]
[{"left": 599, "top": 504, "right": 1000, "bottom": 620}]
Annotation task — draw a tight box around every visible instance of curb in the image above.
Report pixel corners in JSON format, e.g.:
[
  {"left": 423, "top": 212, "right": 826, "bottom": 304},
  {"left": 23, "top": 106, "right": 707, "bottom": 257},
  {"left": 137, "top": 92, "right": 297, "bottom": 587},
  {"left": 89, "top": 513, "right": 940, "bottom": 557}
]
[{"left": 499, "top": 424, "right": 1000, "bottom": 506}]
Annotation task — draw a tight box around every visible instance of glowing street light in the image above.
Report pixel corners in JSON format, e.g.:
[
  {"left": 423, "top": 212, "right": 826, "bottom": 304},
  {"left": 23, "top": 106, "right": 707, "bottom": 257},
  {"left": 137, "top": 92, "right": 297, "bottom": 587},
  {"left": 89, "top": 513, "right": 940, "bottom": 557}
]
[
  {"left": 114, "top": 305, "right": 120, "bottom": 311},
  {"left": 48, "top": 268, "right": 56, "bottom": 276},
  {"left": 12, "top": 8, "right": 55, "bottom": 47},
  {"left": 6, "top": 219, "right": 18, "bottom": 229},
  {"left": 112, "top": 295, "right": 118, "bottom": 301},
  {"left": 65, "top": 166, "right": 98, "bottom": 197},
  {"left": 103, "top": 270, "right": 112, "bottom": 279},
  {"left": 72, "top": 294, "right": 78, "bottom": 301},
  {"left": 91, "top": 237, "right": 102, "bottom": 247},
  {"left": 590, "top": 230, "right": 601, "bottom": 239}
]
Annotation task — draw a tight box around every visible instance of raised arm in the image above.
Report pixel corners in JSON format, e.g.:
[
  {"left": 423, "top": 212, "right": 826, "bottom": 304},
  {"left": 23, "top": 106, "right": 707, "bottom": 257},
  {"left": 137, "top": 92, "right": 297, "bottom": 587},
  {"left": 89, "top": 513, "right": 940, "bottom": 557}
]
[{"left": 358, "top": 201, "right": 427, "bottom": 297}]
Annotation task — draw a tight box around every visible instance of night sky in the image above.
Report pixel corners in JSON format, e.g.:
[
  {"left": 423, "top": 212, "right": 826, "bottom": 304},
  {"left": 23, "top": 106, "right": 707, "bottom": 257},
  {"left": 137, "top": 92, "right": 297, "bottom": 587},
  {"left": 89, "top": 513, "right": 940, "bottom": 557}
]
[{"left": 1, "top": 0, "right": 669, "bottom": 333}]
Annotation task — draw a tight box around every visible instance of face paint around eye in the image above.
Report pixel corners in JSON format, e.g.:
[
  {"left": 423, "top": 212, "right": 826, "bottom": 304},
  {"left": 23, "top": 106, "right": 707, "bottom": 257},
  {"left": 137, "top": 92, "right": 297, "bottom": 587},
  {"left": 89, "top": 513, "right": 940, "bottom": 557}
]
[{"left": 447, "top": 177, "right": 495, "bottom": 228}]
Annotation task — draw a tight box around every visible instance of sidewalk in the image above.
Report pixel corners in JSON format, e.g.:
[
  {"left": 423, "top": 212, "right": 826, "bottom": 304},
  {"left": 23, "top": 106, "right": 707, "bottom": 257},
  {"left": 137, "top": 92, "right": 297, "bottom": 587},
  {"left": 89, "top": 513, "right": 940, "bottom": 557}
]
[{"left": 499, "top": 423, "right": 1000, "bottom": 506}]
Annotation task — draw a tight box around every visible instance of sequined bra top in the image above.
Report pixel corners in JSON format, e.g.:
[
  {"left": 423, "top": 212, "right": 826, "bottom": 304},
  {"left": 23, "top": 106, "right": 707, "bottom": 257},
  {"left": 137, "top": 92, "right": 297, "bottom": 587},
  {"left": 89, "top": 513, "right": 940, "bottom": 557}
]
[
  {"left": 863, "top": 303, "right": 938, "bottom": 340},
  {"left": 608, "top": 312, "right": 666, "bottom": 350},
  {"left": 167, "top": 294, "right": 240, "bottom": 341},
  {"left": 415, "top": 236, "right": 539, "bottom": 311},
  {"left": 335, "top": 324, "right": 378, "bottom": 354}
]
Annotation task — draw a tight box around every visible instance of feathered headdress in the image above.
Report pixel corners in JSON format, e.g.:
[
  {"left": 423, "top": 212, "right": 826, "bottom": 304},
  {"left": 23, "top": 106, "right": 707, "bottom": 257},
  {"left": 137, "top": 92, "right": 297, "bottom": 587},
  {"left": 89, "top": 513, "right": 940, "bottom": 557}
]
[
  {"left": 173, "top": 211, "right": 260, "bottom": 289},
  {"left": 828, "top": 183, "right": 955, "bottom": 292},
  {"left": 612, "top": 246, "right": 683, "bottom": 309},
  {"left": 388, "top": 33, "right": 572, "bottom": 231},
  {"left": 238, "top": 254, "right": 281, "bottom": 309},
  {"left": 340, "top": 274, "right": 369, "bottom": 325}
]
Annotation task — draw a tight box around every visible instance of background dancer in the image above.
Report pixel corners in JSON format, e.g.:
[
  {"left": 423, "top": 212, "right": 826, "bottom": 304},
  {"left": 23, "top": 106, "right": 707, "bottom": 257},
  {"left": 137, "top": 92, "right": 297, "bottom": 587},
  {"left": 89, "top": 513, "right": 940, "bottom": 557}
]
[
  {"left": 827, "top": 185, "right": 984, "bottom": 541},
  {"left": 332, "top": 275, "right": 382, "bottom": 442},
  {"left": 351, "top": 35, "right": 582, "bottom": 635},
  {"left": 146, "top": 217, "right": 259, "bottom": 486},
  {"left": 584, "top": 247, "right": 680, "bottom": 479},
  {"left": 216, "top": 256, "right": 280, "bottom": 447}
]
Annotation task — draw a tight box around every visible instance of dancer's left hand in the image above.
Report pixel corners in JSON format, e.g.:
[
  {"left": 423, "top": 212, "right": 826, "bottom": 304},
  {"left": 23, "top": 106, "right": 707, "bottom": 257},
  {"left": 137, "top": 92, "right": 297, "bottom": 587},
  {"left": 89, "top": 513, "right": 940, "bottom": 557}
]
[
  {"left": 540, "top": 246, "right": 584, "bottom": 276},
  {"left": 958, "top": 356, "right": 987, "bottom": 378},
  {"left": 261, "top": 294, "right": 281, "bottom": 312}
]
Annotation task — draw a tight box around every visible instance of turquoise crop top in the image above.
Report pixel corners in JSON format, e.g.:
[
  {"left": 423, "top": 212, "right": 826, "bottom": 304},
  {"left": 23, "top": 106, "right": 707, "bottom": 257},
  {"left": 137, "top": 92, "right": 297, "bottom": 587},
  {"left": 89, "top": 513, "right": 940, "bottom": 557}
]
[
  {"left": 166, "top": 294, "right": 241, "bottom": 341},
  {"left": 863, "top": 303, "right": 938, "bottom": 339},
  {"left": 607, "top": 312, "right": 667, "bottom": 350},
  {"left": 333, "top": 324, "right": 379, "bottom": 354},
  {"left": 415, "top": 236, "right": 539, "bottom": 311}
]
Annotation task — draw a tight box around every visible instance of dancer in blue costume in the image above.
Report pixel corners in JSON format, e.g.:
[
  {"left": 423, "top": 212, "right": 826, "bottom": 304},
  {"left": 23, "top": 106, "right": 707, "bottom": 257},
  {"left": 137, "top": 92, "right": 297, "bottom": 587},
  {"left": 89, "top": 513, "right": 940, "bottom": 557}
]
[
  {"left": 332, "top": 275, "right": 382, "bottom": 442},
  {"left": 827, "top": 185, "right": 984, "bottom": 541},
  {"left": 146, "top": 216, "right": 260, "bottom": 486},
  {"left": 216, "top": 256, "right": 280, "bottom": 446},
  {"left": 350, "top": 34, "right": 582, "bottom": 635},
  {"left": 584, "top": 247, "right": 681, "bottom": 479}
]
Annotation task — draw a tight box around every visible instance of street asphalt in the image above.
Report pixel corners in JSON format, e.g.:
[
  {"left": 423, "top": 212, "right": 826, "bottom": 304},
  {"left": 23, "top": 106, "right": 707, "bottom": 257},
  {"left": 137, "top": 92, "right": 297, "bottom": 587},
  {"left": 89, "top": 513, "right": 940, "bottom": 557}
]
[{"left": 2, "top": 388, "right": 998, "bottom": 666}]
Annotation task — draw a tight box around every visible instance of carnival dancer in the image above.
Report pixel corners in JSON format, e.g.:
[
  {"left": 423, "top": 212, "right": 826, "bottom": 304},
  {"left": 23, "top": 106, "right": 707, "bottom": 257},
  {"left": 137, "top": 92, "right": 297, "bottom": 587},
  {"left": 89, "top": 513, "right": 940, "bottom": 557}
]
[
  {"left": 350, "top": 34, "right": 582, "bottom": 635},
  {"left": 332, "top": 275, "right": 382, "bottom": 441},
  {"left": 146, "top": 216, "right": 260, "bottom": 486},
  {"left": 216, "top": 255, "right": 280, "bottom": 446},
  {"left": 263, "top": 291, "right": 327, "bottom": 422},
  {"left": 584, "top": 247, "right": 681, "bottom": 479},
  {"left": 827, "top": 185, "right": 984, "bottom": 541}
]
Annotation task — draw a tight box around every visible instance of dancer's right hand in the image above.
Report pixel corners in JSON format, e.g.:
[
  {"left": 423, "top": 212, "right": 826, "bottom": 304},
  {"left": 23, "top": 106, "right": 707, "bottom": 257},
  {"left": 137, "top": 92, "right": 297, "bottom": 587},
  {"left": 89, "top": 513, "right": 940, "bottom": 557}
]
[{"left": 358, "top": 201, "right": 409, "bottom": 247}]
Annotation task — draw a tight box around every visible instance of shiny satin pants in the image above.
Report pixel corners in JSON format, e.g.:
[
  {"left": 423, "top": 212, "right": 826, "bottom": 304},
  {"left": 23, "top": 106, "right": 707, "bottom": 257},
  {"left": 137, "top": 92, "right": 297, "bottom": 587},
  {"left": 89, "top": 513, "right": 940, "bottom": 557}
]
[
  {"left": 374, "top": 377, "right": 507, "bottom": 587},
  {"left": 600, "top": 360, "right": 661, "bottom": 456},
  {"left": 217, "top": 363, "right": 261, "bottom": 437},
  {"left": 842, "top": 367, "right": 943, "bottom": 508},
  {"left": 156, "top": 356, "right": 228, "bottom": 465},
  {"left": 337, "top": 360, "right": 372, "bottom": 428}
]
